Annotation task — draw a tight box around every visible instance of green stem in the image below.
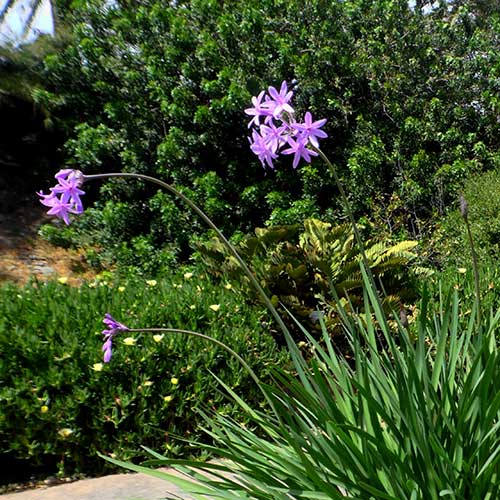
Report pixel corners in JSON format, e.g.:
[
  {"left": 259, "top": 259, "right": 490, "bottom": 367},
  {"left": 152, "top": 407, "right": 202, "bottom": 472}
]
[
  {"left": 464, "top": 217, "right": 482, "bottom": 327},
  {"left": 312, "top": 148, "right": 384, "bottom": 308},
  {"left": 128, "top": 327, "right": 278, "bottom": 418},
  {"left": 84, "top": 173, "right": 300, "bottom": 356}
]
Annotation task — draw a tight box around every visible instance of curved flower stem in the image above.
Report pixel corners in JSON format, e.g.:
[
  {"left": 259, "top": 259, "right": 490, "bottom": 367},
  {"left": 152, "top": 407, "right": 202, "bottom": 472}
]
[
  {"left": 83, "top": 173, "right": 297, "bottom": 350},
  {"left": 128, "top": 327, "right": 278, "bottom": 418}
]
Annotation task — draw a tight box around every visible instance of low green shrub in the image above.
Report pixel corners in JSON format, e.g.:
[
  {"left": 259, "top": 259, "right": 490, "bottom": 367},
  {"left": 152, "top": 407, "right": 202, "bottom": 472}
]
[
  {"left": 39, "top": 202, "right": 182, "bottom": 275},
  {"left": 0, "top": 271, "right": 287, "bottom": 478}
]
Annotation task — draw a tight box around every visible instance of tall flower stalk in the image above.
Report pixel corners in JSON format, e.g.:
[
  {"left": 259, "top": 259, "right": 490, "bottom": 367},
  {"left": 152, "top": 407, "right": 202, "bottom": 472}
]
[
  {"left": 39, "top": 169, "right": 292, "bottom": 345},
  {"left": 247, "top": 81, "right": 385, "bottom": 315},
  {"left": 39, "top": 80, "right": 385, "bottom": 358},
  {"left": 460, "top": 194, "right": 482, "bottom": 328}
]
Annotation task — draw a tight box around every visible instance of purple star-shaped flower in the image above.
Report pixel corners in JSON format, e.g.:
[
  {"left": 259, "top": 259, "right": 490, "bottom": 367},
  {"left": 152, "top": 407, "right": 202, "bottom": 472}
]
[
  {"left": 38, "top": 169, "right": 85, "bottom": 224},
  {"left": 244, "top": 90, "right": 272, "bottom": 128},
  {"left": 292, "top": 112, "right": 328, "bottom": 148},
  {"left": 267, "top": 81, "right": 294, "bottom": 118},
  {"left": 281, "top": 137, "right": 318, "bottom": 169},
  {"left": 37, "top": 190, "right": 58, "bottom": 208},
  {"left": 260, "top": 122, "right": 287, "bottom": 154},
  {"left": 48, "top": 198, "right": 78, "bottom": 225},
  {"left": 52, "top": 175, "right": 85, "bottom": 213},
  {"left": 37, "top": 192, "right": 76, "bottom": 225},
  {"left": 55, "top": 169, "right": 77, "bottom": 181},
  {"left": 102, "top": 313, "right": 129, "bottom": 363},
  {"left": 249, "top": 129, "right": 278, "bottom": 169}
]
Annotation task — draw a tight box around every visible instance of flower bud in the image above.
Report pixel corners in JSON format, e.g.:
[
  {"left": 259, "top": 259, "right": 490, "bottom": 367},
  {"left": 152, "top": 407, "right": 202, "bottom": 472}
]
[{"left": 459, "top": 195, "right": 468, "bottom": 219}]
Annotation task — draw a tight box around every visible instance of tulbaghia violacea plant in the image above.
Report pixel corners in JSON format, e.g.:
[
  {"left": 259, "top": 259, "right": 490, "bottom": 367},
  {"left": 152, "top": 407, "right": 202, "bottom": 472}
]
[
  {"left": 39, "top": 81, "right": 500, "bottom": 499},
  {"left": 38, "top": 81, "right": 366, "bottom": 397},
  {"left": 245, "top": 81, "right": 327, "bottom": 169}
]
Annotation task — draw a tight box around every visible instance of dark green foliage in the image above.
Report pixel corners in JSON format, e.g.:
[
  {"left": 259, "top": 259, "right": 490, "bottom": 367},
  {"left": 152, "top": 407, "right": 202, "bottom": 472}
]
[
  {"left": 196, "top": 218, "right": 428, "bottom": 336},
  {"left": 35, "top": 0, "right": 500, "bottom": 269},
  {"left": 0, "top": 273, "right": 287, "bottom": 477},
  {"left": 0, "top": 39, "right": 67, "bottom": 203}
]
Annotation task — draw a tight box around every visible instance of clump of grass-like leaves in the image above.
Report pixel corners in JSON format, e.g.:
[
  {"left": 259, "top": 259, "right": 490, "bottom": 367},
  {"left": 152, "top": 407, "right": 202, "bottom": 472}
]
[{"left": 105, "top": 268, "right": 500, "bottom": 499}]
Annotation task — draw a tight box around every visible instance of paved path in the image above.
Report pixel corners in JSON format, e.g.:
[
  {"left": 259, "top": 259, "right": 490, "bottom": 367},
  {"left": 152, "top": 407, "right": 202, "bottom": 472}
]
[{"left": 0, "top": 469, "right": 201, "bottom": 500}]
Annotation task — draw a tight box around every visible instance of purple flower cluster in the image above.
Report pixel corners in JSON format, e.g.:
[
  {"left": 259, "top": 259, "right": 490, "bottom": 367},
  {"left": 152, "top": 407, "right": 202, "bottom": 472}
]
[
  {"left": 245, "top": 81, "right": 327, "bottom": 169},
  {"left": 37, "top": 169, "right": 85, "bottom": 225},
  {"left": 102, "top": 313, "right": 129, "bottom": 363}
]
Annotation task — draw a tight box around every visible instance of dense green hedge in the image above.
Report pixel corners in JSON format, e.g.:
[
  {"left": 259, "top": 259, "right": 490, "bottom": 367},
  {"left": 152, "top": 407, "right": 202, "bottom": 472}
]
[
  {"left": 34, "top": 0, "right": 500, "bottom": 270},
  {"left": 431, "top": 168, "right": 500, "bottom": 268},
  {"left": 0, "top": 272, "right": 287, "bottom": 478}
]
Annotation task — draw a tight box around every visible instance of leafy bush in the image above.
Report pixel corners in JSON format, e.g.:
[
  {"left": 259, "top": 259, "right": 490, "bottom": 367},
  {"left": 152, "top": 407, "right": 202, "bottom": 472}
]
[
  {"left": 196, "top": 218, "right": 429, "bottom": 336},
  {"left": 0, "top": 272, "right": 287, "bottom": 477},
  {"left": 38, "top": 0, "right": 500, "bottom": 264}
]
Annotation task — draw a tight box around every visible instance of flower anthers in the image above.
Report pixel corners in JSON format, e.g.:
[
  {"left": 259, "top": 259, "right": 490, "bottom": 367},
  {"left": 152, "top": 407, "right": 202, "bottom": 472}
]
[
  {"left": 102, "top": 313, "right": 129, "bottom": 363},
  {"left": 37, "top": 169, "right": 85, "bottom": 225},
  {"left": 245, "top": 81, "right": 327, "bottom": 170}
]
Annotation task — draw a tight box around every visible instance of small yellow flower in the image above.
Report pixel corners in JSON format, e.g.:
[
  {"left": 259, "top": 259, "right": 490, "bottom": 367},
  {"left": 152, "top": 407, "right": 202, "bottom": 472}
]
[
  {"left": 173, "top": 283, "right": 183, "bottom": 289},
  {"left": 41, "top": 405, "right": 49, "bottom": 414},
  {"left": 92, "top": 363, "right": 104, "bottom": 372},
  {"left": 118, "top": 286, "right": 126, "bottom": 292},
  {"left": 170, "top": 377, "right": 179, "bottom": 385},
  {"left": 144, "top": 380, "right": 153, "bottom": 387},
  {"left": 458, "top": 268, "right": 467, "bottom": 274},
  {"left": 183, "top": 272, "right": 193, "bottom": 279},
  {"left": 58, "top": 428, "right": 74, "bottom": 438},
  {"left": 146, "top": 279, "right": 157, "bottom": 287},
  {"left": 224, "top": 283, "right": 232, "bottom": 290},
  {"left": 123, "top": 337, "right": 137, "bottom": 346},
  {"left": 16, "top": 294, "right": 22, "bottom": 299},
  {"left": 153, "top": 334, "right": 164, "bottom": 343},
  {"left": 189, "top": 304, "right": 196, "bottom": 310},
  {"left": 57, "top": 277, "right": 68, "bottom": 284},
  {"left": 209, "top": 304, "right": 221, "bottom": 312},
  {"left": 297, "top": 341, "right": 307, "bottom": 348},
  {"left": 88, "top": 282, "right": 97, "bottom": 288},
  {"left": 163, "top": 395, "right": 173, "bottom": 403}
]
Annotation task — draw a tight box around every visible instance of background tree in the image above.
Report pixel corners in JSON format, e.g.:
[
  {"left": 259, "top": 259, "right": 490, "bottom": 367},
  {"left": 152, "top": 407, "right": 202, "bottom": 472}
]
[{"left": 36, "top": 0, "right": 500, "bottom": 270}]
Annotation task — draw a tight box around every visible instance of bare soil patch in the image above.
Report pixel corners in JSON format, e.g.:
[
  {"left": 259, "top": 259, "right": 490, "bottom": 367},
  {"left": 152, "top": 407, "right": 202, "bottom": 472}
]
[{"left": 0, "top": 200, "right": 96, "bottom": 286}]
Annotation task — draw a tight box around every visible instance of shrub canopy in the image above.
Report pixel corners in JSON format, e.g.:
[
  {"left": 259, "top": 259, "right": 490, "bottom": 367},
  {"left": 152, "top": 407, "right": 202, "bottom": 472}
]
[{"left": 36, "top": 0, "right": 500, "bottom": 267}]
